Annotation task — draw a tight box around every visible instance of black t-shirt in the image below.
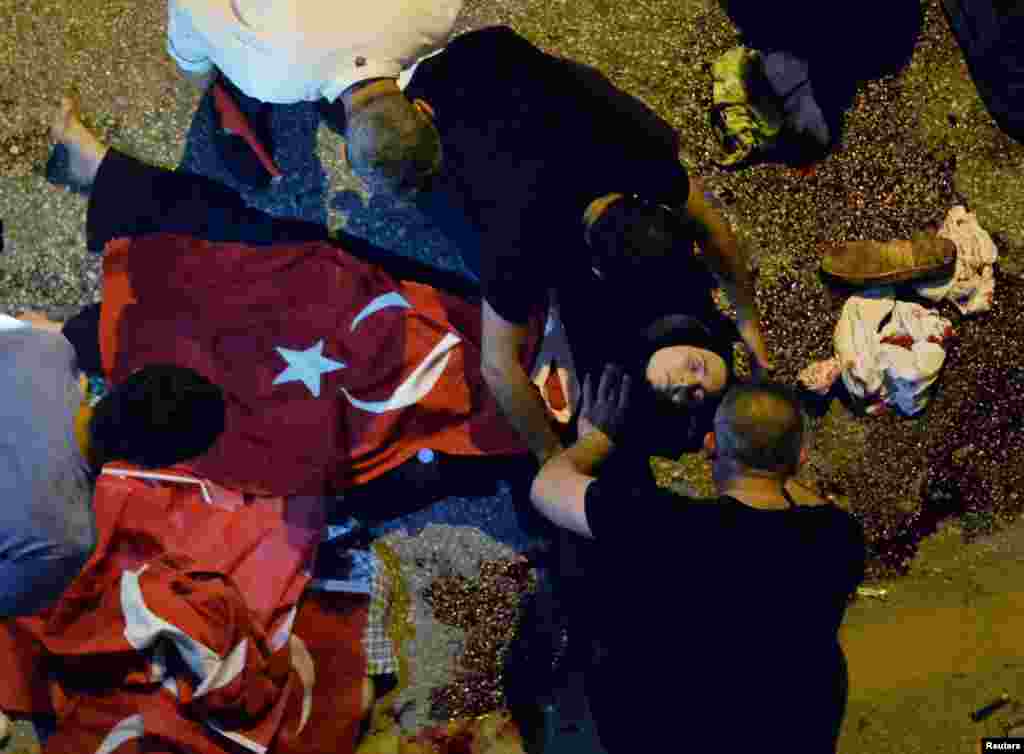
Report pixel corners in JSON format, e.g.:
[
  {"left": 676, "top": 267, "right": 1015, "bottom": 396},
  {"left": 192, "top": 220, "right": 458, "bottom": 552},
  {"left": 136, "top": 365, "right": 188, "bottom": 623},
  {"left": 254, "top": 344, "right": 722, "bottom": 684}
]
[
  {"left": 407, "top": 27, "right": 702, "bottom": 378},
  {"left": 581, "top": 477, "right": 865, "bottom": 753}
]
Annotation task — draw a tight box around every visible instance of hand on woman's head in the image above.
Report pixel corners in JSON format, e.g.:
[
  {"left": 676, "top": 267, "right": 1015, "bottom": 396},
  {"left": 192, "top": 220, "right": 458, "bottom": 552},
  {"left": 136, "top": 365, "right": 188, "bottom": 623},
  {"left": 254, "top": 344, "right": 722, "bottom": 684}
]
[{"left": 578, "top": 364, "right": 632, "bottom": 441}]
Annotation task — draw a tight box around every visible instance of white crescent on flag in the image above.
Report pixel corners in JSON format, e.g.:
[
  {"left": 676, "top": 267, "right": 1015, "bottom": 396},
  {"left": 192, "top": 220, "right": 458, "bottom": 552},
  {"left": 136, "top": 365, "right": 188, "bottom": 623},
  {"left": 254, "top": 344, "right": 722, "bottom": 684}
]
[{"left": 342, "top": 293, "right": 462, "bottom": 414}]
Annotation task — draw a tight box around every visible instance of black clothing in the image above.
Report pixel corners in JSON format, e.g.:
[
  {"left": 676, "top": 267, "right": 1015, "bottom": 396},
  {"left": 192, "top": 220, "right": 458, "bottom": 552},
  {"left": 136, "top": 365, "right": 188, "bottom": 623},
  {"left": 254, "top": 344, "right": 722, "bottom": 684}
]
[
  {"left": 406, "top": 26, "right": 705, "bottom": 381},
  {"left": 86, "top": 148, "right": 327, "bottom": 255},
  {"left": 61, "top": 302, "right": 103, "bottom": 376},
  {"left": 87, "top": 149, "right": 477, "bottom": 299},
  {"left": 943, "top": 0, "right": 1024, "bottom": 142},
  {"left": 581, "top": 479, "right": 865, "bottom": 753}
]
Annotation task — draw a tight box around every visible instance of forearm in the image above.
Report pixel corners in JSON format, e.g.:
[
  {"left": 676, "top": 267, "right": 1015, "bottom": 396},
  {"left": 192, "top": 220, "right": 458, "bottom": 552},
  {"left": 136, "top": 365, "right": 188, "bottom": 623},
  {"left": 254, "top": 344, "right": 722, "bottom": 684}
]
[
  {"left": 697, "top": 205, "right": 758, "bottom": 323},
  {"left": 530, "top": 430, "right": 613, "bottom": 538},
  {"left": 484, "top": 360, "right": 564, "bottom": 465}
]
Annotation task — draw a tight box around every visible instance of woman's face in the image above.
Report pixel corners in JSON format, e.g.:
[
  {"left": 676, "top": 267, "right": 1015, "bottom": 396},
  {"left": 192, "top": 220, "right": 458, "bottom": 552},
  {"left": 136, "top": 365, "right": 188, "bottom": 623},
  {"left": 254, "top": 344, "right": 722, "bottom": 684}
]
[{"left": 645, "top": 345, "right": 728, "bottom": 408}]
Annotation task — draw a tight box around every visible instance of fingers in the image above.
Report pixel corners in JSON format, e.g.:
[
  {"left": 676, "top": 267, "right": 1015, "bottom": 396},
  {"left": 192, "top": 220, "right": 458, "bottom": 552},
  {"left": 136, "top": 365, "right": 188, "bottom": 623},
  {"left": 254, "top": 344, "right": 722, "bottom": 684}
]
[
  {"left": 597, "top": 363, "right": 625, "bottom": 403},
  {"left": 596, "top": 365, "right": 614, "bottom": 404},
  {"left": 581, "top": 371, "right": 594, "bottom": 413},
  {"left": 618, "top": 373, "right": 631, "bottom": 412}
]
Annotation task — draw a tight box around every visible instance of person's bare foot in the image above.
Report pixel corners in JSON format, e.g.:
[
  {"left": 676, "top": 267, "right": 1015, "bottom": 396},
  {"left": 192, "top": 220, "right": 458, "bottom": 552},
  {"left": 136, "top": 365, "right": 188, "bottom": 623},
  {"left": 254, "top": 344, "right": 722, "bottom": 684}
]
[{"left": 50, "top": 97, "right": 109, "bottom": 187}]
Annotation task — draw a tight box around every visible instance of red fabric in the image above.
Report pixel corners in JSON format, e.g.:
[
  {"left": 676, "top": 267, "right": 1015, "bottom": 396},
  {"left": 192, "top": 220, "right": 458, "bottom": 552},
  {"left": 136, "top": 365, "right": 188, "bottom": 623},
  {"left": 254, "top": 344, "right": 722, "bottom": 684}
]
[
  {"left": 99, "top": 235, "right": 543, "bottom": 497},
  {"left": 0, "top": 618, "right": 49, "bottom": 715},
  {"left": 0, "top": 466, "right": 368, "bottom": 754},
  {"left": 211, "top": 80, "right": 283, "bottom": 179},
  {"left": 280, "top": 593, "right": 368, "bottom": 754},
  {"left": 543, "top": 366, "right": 567, "bottom": 412}
]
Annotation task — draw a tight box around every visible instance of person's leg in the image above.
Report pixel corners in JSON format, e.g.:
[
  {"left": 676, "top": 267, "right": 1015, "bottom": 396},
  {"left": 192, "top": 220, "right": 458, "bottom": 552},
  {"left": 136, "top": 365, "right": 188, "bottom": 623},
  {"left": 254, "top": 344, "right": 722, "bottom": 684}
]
[
  {"left": 337, "top": 452, "right": 533, "bottom": 524},
  {"left": 0, "top": 552, "right": 89, "bottom": 617},
  {"left": 60, "top": 303, "right": 102, "bottom": 376},
  {"left": 317, "top": 96, "right": 348, "bottom": 136},
  {"left": 56, "top": 97, "right": 483, "bottom": 291},
  {"left": 83, "top": 146, "right": 327, "bottom": 253},
  {"left": 51, "top": 98, "right": 325, "bottom": 253}
]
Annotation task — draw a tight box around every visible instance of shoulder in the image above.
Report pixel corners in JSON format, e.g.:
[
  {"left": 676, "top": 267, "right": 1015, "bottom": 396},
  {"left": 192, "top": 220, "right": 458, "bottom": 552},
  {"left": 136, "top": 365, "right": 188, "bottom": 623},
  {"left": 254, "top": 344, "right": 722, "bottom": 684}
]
[
  {"left": 784, "top": 480, "right": 834, "bottom": 508},
  {"left": 438, "top": 26, "right": 538, "bottom": 65},
  {"left": 460, "top": 26, "right": 537, "bottom": 51},
  {"left": 586, "top": 474, "right": 710, "bottom": 524},
  {"left": 426, "top": 26, "right": 553, "bottom": 89}
]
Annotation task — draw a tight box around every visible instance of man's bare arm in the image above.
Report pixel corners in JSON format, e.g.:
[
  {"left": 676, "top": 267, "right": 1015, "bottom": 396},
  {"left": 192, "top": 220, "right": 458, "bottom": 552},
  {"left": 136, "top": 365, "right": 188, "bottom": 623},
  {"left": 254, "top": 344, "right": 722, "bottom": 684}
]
[
  {"left": 530, "top": 430, "right": 613, "bottom": 539},
  {"left": 684, "top": 176, "right": 771, "bottom": 370},
  {"left": 481, "top": 300, "right": 564, "bottom": 466},
  {"left": 531, "top": 365, "right": 631, "bottom": 538}
]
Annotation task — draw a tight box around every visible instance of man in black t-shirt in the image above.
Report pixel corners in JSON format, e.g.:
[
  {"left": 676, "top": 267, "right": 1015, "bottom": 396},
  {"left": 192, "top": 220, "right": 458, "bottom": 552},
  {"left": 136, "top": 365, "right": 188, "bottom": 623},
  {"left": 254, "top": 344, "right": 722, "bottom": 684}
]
[
  {"left": 530, "top": 372, "right": 865, "bottom": 752},
  {"left": 403, "top": 26, "right": 771, "bottom": 467}
]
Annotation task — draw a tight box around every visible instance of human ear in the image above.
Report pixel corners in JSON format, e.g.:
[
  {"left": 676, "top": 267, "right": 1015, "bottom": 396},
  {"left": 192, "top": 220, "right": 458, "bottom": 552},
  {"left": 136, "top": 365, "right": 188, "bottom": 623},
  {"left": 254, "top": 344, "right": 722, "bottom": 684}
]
[
  {"left": 703, "top": 432, "right": 716, "bottom": 458},
  {"left": 412, "top": 98, "right": 435, "bottom": 120}
]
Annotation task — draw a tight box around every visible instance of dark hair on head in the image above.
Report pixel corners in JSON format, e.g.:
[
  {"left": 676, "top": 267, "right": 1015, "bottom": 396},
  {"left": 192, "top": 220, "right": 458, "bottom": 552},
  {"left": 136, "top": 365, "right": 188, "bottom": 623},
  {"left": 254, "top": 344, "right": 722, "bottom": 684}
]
[
  {"left": 586, "top": 195, "right": 687, "bottom": 273},
  {"left": 88, "top": 364, "right": 226, "bottom": 469},
  {"left": 642, "top": 314, "right": 736, "bottom": 378},
  {"left": 714, "top": 382, "right": 805, "bottom": 473},
  {"left": 628, "top": 315, "right": 737, "bottom": 455},
  {"left": 345, "top": 93, "right": 443, "bottom": 197}
]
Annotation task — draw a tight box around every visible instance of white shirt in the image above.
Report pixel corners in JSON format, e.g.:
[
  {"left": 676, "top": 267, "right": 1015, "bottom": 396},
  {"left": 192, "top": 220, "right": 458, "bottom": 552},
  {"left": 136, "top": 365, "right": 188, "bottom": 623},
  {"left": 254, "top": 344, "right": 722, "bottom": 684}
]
[{"left": 167, "top": 0, "right": 462, "bottom": 104}]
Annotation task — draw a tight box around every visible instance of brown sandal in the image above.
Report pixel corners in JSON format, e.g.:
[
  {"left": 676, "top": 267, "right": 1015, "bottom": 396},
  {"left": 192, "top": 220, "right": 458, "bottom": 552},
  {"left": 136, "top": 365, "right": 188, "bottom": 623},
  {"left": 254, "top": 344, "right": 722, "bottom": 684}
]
[{"left": 820, "top": 239, "right": 957, "bottom": 287}]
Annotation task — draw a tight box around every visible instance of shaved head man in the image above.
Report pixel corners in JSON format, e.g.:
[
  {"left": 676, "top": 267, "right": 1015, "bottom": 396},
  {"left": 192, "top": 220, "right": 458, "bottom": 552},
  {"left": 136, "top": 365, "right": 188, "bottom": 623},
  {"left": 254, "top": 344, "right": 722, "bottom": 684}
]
[
  {"left": 707, "top": 382, "right": 806, "bottom": 494},
  {"left": 527, "top": 373, "right": 866, "bottom": 753}
]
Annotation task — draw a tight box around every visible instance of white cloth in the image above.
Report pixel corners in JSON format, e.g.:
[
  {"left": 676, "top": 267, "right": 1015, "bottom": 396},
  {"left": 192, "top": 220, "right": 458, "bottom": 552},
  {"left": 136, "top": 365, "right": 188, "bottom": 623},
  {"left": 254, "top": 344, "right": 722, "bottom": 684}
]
[
  {"left": 799, "top": 288, "right": 954, "bottom": 416},
  {"left": 914, "top": 205, "right": 998, "bottom": 314},
  {"left": 167, "top": 0, "right": 462, "bottom": 104},
  {"left": 0, "top": 314, "right": 29, "bottom": 331}
]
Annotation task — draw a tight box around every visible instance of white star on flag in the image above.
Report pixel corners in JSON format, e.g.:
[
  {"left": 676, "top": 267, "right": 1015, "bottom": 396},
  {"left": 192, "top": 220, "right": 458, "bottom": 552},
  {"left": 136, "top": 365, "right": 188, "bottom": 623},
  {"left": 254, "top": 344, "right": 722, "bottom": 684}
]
[{"left": 273, "top": 340, "right": 346, "bottom": 398}]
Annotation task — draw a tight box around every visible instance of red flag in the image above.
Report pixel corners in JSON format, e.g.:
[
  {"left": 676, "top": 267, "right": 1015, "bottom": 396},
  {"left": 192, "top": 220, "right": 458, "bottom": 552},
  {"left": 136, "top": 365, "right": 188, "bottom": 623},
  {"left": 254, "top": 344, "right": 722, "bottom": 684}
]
[
  {"left": 0, "top": 466, "right": 367, "bottom": 754},
  {"left": 211, "top": 79, "right": 283, "bottom": 180},
  {"left": 99, "top": 235, "right": 544, "bottom": 497}
]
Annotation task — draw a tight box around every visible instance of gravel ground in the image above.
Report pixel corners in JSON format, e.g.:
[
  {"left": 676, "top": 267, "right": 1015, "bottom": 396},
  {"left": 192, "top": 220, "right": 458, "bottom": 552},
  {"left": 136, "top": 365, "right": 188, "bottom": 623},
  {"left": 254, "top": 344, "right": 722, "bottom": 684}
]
[
  {"left": 2, "top": 0, "right": 1024, "bottom": 751},
  {"left": 374, "top": 525, "right": 528, "bottom": 732}
]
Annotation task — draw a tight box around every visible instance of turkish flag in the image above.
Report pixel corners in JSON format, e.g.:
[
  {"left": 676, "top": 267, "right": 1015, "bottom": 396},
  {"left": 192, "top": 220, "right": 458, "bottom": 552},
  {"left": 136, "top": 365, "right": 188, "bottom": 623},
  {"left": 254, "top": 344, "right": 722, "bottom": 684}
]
[
  {"left": 99, "top": 235, "right": 544, "bottom": 497},
  {"left": 0, "top": 466, "right": 367, "bottom": 754}
]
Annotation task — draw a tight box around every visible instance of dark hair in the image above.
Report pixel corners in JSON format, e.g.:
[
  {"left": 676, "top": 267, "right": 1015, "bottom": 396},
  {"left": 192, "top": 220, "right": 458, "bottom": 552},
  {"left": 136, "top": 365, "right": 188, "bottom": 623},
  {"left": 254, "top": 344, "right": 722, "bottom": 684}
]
[
  {"left": 714, "top": 382, "right": 805, "bottom": 472},
  {"left": 345, "top": 94, "right": 443, "bottom": 197},
  {"left": 586, "top": 195, "right": 689, "bottom": 274},
  {"left": 89, "top": 364, "right": 226, "bottom": 469},
  {"left": 627, "top": 314, "right": 738, "bottom": 456},
  {"left": 642, "top": 314, "right": 736, "bottom": 378}
]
